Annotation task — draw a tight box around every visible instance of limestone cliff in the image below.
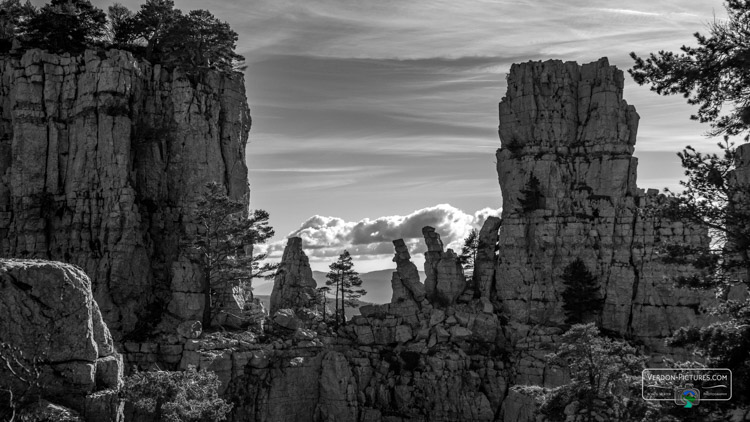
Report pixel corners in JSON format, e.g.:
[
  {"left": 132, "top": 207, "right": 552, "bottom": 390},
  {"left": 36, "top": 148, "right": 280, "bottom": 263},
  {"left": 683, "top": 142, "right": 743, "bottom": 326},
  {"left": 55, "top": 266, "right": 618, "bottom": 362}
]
[
  {"left": 495, "top": 58, "right": 713, "bottom": 387},
  {"left": 0, "top": 49, "right": 251, "bottom": 338}
]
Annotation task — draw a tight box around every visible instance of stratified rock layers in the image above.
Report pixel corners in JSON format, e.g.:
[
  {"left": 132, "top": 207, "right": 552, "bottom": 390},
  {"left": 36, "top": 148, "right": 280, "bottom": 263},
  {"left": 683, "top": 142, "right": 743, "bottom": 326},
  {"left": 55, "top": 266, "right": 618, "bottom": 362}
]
[
  {"left": 0, "top": 49, "right": 250, "bottom": 336},
  {"left": 494, "top": 58, "right": 711, "bottom": 387}
]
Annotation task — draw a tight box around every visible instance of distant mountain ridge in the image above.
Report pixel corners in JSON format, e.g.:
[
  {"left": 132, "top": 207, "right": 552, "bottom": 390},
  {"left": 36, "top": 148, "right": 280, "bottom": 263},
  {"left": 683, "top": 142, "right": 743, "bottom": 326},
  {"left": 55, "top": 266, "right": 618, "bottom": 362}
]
[
  {"left": 253, "top": 269, "right": 426, "bottom": 304},
  {"left": 313, "top": 269, "right": 425, "bottom": 305}
]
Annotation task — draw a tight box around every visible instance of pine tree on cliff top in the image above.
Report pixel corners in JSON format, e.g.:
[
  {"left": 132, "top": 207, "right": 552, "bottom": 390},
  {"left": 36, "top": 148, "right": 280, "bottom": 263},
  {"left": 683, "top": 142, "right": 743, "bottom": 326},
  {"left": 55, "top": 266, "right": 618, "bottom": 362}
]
[
  {"left": 22, "top": 0, "right": 106, "bottom": 54},
  {"left": 182, "top": 182, "right": 277, "bottom": 329}
]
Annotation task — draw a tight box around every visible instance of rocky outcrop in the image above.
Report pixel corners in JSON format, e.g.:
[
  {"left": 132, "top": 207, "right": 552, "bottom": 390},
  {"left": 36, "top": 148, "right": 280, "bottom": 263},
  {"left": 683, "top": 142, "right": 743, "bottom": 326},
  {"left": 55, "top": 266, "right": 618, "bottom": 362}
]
[
  {"left": 0, "top": 49, "right": 251, "bottom": 337},
  {"left": 390, "top": 239, "right": 425, "bottom": 303},
  {"left": 269, "top": 237, "right": 317, "bottom": 315},
  {"left": 422, "top": 226, "right": 468, "bottom": 305},
  {"left": 0, "top": 259, "right": 123, "bottom": 420},
  {"left": 494, "top": 58, "right": 713, "bottom": 387}
]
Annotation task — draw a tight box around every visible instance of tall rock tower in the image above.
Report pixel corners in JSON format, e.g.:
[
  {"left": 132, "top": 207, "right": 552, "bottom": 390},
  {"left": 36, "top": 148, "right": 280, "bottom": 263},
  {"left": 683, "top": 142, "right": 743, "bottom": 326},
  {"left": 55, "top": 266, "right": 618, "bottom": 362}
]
[
  {"left": 0, "top": 49, "right": 251, "bottom": 338},
  {"left": 494, "top": 59, "right": 712, "bottom": 382}
]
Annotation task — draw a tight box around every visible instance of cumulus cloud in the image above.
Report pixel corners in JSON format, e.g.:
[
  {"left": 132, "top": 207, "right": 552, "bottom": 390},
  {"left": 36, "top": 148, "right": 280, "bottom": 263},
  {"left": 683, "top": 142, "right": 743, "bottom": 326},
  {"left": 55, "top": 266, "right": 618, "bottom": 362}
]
[{"left": 263, "top": 204, "right": 501, "bottom": 265}]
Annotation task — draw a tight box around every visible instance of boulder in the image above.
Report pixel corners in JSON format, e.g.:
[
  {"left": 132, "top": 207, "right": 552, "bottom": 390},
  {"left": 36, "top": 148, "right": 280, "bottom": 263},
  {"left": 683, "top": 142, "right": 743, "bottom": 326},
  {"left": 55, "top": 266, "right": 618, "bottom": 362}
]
[
  {"left": 176, "top": 320, "right": 202, "bottom": 339},
  {"left": 0, "top": 260, "right": 123, "bottom": 414},
  {"left": 273, "top": 308, "right": 302, "bottom": 330}
]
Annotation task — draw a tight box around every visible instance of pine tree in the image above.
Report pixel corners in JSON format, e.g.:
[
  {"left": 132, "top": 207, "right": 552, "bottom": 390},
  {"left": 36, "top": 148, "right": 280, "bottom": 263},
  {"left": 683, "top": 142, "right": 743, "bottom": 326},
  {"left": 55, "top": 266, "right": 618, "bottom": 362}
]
[
  {"left": 560, "top": 258, "right": 603, "bottom": 325},
  {"left": 530, "top": 324, "right": 648, "bottom": 420},
  {"left": 21, "top": 0, "right": 106, "bottom": 54},
  {"left": 161, "top": 9, "right": 243, "bottom": 73},
  {"left": 325, "top": 251, "right": 365, "bottom": 327},
  {"left": 315, "top": 286, "right": 330, "bottom": 320},
  {"left": 519, "top": 174, "right": 543, "bottom": 213},
  {"left": 0, "top": 0, "right": 35, "bottom": 52},
  {"left": 105, "top": 3, "right": 133, "bottom": 46},
  {"left": 182, "top": 182, "right": 277, "bottom": 329},
  {"left": 630, "top": 2, "right": 750, "bottom": 405},
  {"left": 630, "top": 1, "right": 750, "bottom": 139},
  {"left": 121, "top": 0, "right": 181, "bottom": 60},
  {"left": 458, "top": 229, "right": 479, "bottom": 275}
]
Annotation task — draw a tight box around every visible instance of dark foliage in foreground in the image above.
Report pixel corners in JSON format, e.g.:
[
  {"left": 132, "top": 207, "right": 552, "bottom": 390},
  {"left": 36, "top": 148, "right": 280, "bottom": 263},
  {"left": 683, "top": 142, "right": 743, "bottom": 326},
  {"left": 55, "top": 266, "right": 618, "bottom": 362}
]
[
  {"left": 121, "top": 366, "right": 232, "bottom": 422},
  {"left": 513, "top": 324, "right": 651, "bottom": 421}
]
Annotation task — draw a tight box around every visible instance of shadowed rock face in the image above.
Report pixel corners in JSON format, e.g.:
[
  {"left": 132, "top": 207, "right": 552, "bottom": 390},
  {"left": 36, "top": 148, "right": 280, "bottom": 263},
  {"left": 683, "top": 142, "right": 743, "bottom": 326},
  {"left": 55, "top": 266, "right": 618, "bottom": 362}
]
[
  {"left": 474, "top": 216, "right": 501, "bottom": 298},
  {"left": 269, "top": 237, "right": 317, "bottom": 315},
  {"left": 0, "top": 259, "right": 123, "bottom": 414},
  {"left": 494, "top": 58, "right": 713, "bottom": 389},
  {"left": 0, "top": 49, "right": 250, "bottom": 338}
]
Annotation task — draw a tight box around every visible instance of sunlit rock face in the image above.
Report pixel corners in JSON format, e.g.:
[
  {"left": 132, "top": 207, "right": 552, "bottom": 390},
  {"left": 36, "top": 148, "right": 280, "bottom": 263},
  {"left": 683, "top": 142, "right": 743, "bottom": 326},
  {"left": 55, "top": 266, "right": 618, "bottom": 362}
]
[
  {"left": 0, "top": 49, "right": 250, "bottom": 338},
  {"left": 269, "top": 237, "right": 318, "bottom": 315},
  {"left": 494, "top": 58, "right": 713, "bottom": 386}
]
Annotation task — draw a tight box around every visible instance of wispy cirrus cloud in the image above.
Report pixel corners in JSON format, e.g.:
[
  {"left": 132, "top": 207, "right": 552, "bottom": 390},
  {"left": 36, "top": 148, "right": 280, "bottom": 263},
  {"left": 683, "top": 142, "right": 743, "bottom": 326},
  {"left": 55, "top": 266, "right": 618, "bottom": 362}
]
[{"left": 99, "top": 0, "right": 726, "bottom": 269}]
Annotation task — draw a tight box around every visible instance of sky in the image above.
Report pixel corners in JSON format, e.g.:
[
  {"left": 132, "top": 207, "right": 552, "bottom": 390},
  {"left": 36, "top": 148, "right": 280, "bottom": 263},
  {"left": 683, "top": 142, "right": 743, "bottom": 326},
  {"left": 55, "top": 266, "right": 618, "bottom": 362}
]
[{"left": 91, "top": 0, "right": 728, "bottom": 275}]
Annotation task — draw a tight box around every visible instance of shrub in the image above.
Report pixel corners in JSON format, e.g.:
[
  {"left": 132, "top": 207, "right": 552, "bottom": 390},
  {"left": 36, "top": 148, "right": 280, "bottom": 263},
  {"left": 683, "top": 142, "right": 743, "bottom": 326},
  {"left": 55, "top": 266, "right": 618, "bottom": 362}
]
[
  {"left": 121, "top": 366, "right": 232, "bottom": 422},
  {"left": 0, "top": 342, "right": 43, "bottom": 422}
]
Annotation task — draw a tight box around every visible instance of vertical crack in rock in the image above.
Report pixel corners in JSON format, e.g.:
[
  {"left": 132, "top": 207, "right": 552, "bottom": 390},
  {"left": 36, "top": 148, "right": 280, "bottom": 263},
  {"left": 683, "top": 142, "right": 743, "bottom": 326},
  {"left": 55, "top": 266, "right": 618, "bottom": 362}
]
[
  {"left": 0, "top": 49, "right": 251, "bottom": 339},
  {"left": 474, "top": 216, "right": 501, "bottom": 299},
  {"left": 626, "top": 208, "right": 641, "bottom": 338}
]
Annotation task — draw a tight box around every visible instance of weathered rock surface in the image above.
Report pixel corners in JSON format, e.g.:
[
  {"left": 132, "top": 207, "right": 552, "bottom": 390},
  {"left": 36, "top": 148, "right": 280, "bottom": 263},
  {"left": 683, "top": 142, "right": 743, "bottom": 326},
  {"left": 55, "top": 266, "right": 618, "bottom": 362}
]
[
  {"left": 0, "top": 49, "right": 251, "bottom": 337},
  {"left": 494, "top": 58, "right": 713, "bottom": 388},
  {"left": 0, "top": 259, "right": 123, "bottom": 419},
  {"left": 422, "top": 227, "right": 468, "bottom": 305},
  {"left": 390, "top": 239, "right": 425, "bottom": 303},
  {"left": 269, "top": 237, "right": 317, "bottom": 314}
]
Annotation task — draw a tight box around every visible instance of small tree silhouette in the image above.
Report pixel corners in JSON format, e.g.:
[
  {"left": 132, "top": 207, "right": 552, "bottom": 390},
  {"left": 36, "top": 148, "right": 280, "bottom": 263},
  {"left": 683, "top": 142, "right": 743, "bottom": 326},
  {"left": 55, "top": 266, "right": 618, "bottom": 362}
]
[
  {"left": 519, "top": 174, "right": 544, "bottom": 213},
  {"left": 458, "top": 229, "right": 479, "bottom": 274},
  {"left": 325, "top": 251, "right": 365, "bottom": 327},
  {"left": 561, "top": 258, "right": 604, "bottom": 325}
]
